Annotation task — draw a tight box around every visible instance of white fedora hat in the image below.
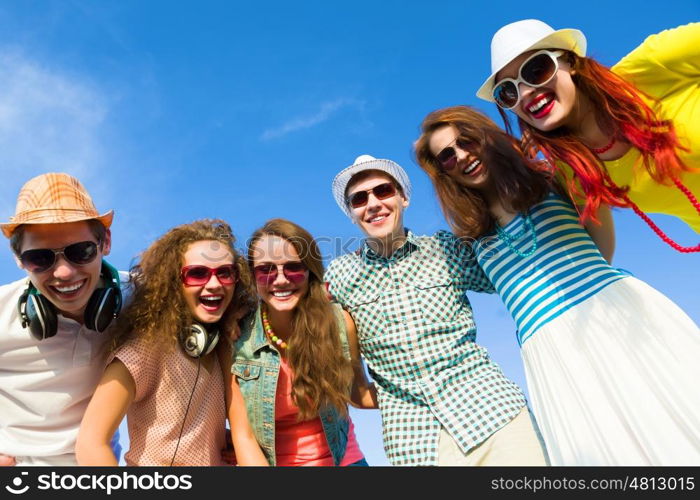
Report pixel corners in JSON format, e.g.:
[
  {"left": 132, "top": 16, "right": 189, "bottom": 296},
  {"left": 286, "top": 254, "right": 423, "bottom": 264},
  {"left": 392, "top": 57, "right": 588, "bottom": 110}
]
[
  {"left": 332, "top": 154, "right": 412, "bottom": 217},
  {"left": 476, "top": 19, "right": 587, "bottom": 102}
]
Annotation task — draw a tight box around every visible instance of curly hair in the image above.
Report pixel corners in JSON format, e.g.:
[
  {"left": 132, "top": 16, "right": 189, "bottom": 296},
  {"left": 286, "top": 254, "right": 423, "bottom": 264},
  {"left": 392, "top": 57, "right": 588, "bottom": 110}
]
[
  {"left": 499, "top": 52, "right": 692, "bottom": 222},
  {"left": 247, "top": 218, "right": 353, "bottom": 421},
  {"left": 415, "top": 105, "right": 555, "bottom": 239},
  {"left": 111, "top": 219, "right": 256, "bottom": 353}
]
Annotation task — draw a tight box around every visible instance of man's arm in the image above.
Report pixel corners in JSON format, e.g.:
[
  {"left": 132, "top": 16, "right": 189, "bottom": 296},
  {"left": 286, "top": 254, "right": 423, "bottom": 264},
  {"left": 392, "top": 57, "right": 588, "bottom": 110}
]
[
  {"left": 441, "top": 230, "right": 497, "bottom": 294},
  {"left": 343, "top": 310, "right": 378, "bottom": 409}
]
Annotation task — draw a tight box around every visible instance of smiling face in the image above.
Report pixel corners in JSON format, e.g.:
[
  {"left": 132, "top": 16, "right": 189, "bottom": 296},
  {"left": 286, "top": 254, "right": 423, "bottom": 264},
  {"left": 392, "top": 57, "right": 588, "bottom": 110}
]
[
  {"left": 181, "top": 240, "right": 235, "bottom": 325},
  {"left": 346, "top": 172, "right": 408, "bottom": 243},
  {"left": 19, "top": 221, "right": 110, "bottom": 323},
  {"left": 496, "top": 49, "right": 577, "bottom": 132},
  {"left": 251, "top": 234, "right": 309, "bottom": 315},
  {"left": 428, "top": 125, "right": 490, "bottom": 191}
]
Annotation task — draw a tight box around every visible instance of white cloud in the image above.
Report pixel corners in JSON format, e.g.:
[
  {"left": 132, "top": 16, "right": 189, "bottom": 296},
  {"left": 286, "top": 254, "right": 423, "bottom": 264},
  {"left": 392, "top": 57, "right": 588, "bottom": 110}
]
[
  {"left": 0, "top": 50, "right": 108, "bottom": 219},
  {"left": 260, "top": 98, "right": 364, "bottom": 141}
]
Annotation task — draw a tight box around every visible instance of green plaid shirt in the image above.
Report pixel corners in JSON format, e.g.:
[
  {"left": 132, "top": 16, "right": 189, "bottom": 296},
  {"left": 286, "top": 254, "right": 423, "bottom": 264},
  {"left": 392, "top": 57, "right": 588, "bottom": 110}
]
[{"left": 325, "top": 230, "right": 527, "bottom": 466}]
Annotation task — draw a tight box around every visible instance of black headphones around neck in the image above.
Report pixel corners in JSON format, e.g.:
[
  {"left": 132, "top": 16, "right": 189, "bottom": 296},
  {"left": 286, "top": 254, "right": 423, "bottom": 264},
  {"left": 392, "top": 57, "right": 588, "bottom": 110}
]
[
  {"left": 179, "top": 322, "right": 220, "bottom": 358},
  {"left": 17, "top": 260, "right": 122, "bottom": 340}
]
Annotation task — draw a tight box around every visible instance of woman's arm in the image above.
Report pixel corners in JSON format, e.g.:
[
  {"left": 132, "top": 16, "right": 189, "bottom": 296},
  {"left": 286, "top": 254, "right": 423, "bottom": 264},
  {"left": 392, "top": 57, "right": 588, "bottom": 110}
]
[
  {"left": 227, "top": 378, "right": 269, "bottom": 465},
  {"left": 614, "top": 22, "right": 700, "bottom": 84},
  {"left": 218, "top": 346, "right": 268, "bottom": 466},
  {"left": 76, "top": 360, "right": 135, "bottom": 465},
  {"left": 344, "top": 310, "right": 378, "bottom": 409},
  {"left": 582, "top": 203, "right": 616, "bottom": 264}
]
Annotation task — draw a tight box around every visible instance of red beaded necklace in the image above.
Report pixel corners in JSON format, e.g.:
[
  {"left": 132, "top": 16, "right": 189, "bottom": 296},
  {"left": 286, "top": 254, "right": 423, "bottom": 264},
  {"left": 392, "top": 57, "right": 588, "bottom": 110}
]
[
  {"left": 591, "top": 137, "right": 616, "bottom": 155},
  {"left": 588, "top": 137, "right": 699, "bottom": 253},
  {"left": 623, "top": 177, "right": 700, "bottom": 253}
]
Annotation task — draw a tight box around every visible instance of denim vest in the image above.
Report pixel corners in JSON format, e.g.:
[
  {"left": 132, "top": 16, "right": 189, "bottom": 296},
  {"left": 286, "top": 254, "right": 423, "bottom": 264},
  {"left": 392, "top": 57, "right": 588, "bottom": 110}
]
[{"left": 232, "top": 304, "right": 351, "bottom": 466}]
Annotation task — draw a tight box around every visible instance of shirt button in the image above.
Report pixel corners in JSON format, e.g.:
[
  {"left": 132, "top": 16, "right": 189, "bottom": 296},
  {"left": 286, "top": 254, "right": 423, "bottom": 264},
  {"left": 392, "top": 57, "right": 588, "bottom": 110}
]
[{"left": 243, "top": 368, "right": 250, "bottom": 377}]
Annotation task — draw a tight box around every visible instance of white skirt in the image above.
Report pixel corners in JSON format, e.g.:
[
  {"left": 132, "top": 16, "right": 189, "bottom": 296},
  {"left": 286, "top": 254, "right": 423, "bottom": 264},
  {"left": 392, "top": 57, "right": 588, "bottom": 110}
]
[{"left": 521, "top": 276, "right": 700, "bottom": 465}]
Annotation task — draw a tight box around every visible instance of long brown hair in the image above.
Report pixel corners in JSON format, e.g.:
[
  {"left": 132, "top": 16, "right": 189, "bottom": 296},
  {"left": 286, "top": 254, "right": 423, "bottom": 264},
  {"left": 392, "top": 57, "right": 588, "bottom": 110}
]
[
  {"left": 500, "top": 52, "right": 692, "bottom": 222},
  {"left": 415, "top": 105, "right": 554, "bottom": 238},
  {"left": 248, "top": 218, "right": 353, "bottom": 420},
  {"left": 112, "top": 219, "right": 256, "bottom": 352}
]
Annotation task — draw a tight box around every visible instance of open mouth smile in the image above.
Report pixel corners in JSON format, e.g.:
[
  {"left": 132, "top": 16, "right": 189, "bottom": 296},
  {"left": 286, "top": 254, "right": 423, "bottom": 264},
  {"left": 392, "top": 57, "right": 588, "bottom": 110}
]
[
  {"left": 526, "top": 92, "right": 556, "bottom": 119},
  {"left": 199, "top": 295, "right": 224, "bottom": 311},
  {"left": 269, "top": 289, "right": 298, "bottom": 302},
  {"left": 367, "top": 214, "right": 389, "bottom": 224},
  {"left": 50, "top": 279, "right": 87, "bottom": 298},
  {"left": 463, "top": 159, "right": 482, "bottom": 175}
]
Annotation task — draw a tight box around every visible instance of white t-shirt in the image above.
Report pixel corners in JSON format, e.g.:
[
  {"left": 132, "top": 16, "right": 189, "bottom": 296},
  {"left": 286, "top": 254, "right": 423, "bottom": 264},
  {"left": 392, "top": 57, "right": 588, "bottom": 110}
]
[{"left": 0, "top": 274, "right": 128, "bottom": 462}]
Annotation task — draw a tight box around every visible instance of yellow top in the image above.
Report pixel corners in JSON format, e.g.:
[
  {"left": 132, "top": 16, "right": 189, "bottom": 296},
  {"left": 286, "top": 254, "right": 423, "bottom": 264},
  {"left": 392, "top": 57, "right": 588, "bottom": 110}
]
[{"left": 562, "top": 23, "right": 700, "bottom": 233}]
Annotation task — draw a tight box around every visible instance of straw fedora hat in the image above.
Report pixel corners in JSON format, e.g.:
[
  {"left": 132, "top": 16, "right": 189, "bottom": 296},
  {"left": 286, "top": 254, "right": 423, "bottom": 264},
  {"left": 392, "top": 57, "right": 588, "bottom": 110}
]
[
  {"left": 332, "top": 154, "right": 412, "bottom": 217},
  {"left": 1, "top": 172, "right": 114, "bottom": 238},
  {"left": 476, "top": 19, "right": 587, "bottom": 102}
]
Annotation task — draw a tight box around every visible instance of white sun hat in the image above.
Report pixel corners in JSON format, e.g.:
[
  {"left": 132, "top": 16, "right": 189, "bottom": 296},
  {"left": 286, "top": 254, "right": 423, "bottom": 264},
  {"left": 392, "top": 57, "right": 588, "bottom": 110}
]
[
  {"left": 331, "top": 154, "right": 412, "bottom": 217},
  {"left": 476, "top": 19, "right": 587, "bottom": 102}
]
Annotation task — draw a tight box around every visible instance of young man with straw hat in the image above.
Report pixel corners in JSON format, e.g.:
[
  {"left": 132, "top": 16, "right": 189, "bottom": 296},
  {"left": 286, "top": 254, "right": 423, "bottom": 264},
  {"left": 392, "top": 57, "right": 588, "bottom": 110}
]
[
  {"left": 324, "top": 155, "right": 548, "bottom": 466},
  {"left": 0, "top": 173, "right": 125, "bottom": 466}
]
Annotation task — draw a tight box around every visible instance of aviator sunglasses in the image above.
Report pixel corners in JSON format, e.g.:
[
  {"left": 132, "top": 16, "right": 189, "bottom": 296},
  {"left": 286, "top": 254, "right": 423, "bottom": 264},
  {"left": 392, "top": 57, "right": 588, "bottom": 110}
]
[
  {"left": 20, "top": 240, "right": 100, "bottom": 273},
  {"left": 253, "top": 262, "right": 308, "bottom": 286},
  {"left": 492, "top": 49, "right": 565, "bottom": 109},
  {"left": 346, "top": 182, "right": 397, "bottom": 209},
  {"left": 180, "top": 264, "right": 237, "bottom": 286},
  {"left": 435, "top": 138, "right": 477, "bottom": 171}
]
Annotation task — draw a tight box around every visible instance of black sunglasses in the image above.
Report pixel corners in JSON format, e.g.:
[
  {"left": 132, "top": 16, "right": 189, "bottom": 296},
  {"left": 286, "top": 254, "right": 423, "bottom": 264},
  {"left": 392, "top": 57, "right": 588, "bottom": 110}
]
[
  {"left": 20, "top": 241, "right": 100, "bottom": 273},
  {"left": 346, "top": 182, "right": 397, "bottom": 208}
]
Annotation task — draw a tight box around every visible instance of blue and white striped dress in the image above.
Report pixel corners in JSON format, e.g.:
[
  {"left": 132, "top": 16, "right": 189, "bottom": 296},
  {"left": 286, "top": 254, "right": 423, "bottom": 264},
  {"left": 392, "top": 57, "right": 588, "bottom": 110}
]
[
  {"left": 475, "top": 193, "right": 700, "bottom": 465},
  {"left": 478, "top": 194, "right": 626, "bottom": 346}
]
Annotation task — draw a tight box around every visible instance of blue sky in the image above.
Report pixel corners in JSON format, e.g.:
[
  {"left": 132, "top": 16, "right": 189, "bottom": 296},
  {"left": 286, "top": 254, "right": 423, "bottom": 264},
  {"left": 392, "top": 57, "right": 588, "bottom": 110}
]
[{"left": 1, "top": 1, "right": 698, "bottom": 466}]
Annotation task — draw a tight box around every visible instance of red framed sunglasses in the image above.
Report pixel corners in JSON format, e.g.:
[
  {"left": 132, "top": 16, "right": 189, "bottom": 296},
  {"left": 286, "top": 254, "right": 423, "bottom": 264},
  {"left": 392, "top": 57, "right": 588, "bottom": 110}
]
[
  {"left": 180, "top": 264, "right": 237, "bottom": 286},
  {"left": 346, "top": 182, "right": 397, "bottom": 208},
  {"left": 253, "top": 261, "right": 308, "bottom": 286}
]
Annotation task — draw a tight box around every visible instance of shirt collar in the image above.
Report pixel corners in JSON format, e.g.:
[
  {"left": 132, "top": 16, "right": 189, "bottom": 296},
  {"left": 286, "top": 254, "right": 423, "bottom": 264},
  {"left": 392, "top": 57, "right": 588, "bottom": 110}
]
[{"left": 361, "top": 228, "right": 421, "bottom": 262}]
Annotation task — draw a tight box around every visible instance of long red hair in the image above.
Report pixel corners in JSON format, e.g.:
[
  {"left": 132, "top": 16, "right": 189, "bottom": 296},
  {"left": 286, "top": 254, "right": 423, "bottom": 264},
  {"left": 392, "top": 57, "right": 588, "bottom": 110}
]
[{"left": 500, "top": 53, "right": 692, "bottom": 222}]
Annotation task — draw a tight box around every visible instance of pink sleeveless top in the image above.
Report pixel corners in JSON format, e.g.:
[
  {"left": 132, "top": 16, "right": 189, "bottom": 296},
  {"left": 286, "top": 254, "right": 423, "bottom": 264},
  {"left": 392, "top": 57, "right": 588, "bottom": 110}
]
[
  {"left": 275, "top": 357, "right": 364, "bottom": 466},
  {"left": 113, "top": 337, "right": 226, "bottom": 466}
]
